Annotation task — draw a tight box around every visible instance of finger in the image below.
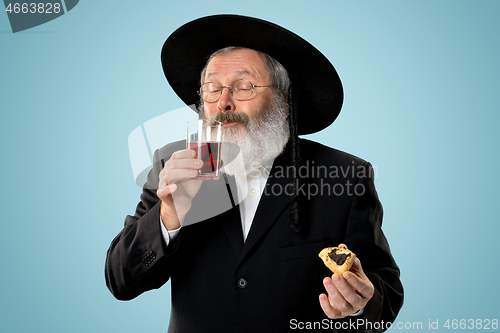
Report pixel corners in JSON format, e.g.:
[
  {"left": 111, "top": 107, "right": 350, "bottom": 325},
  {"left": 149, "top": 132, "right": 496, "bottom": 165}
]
[
  {"left": 171, "top": 149, "right": 197, "bottom": 159},
  {"left": 163, "top": 154, "right": 203, "bottom": 184},
  {"left": 343, "top": 271, "right": 374, "bottom": 299},
  {"left": 165, "top": 169, "right": 200, "bottom": 184},
  {"left": 332, "top": 274, "right": 360, "bottom": 314},
  {"left": 351, "top": 257, "right": 364, "bottom": 274},
  {"left": 335, "top": 273, "right": 365, "bottom": 311},
  {"left": 168, "top": 158, "right": 203, "bottom": 171},
  {"left": 157, "top": 184, "right": 177, "bottom": 200},
  {"left": 324, "top": 275, "right": 353, "bottom": 316},
  {"left": 158, "top": 168, "right": 166, "bottom": 189},
  {"left": 346, "top": 258, "right": 364, "bottom": 279},
  {"left": 319, "top": 293, "right": 341, "bottom": 319},
  {"left": 338, "top": 243, "right": 348, "bottom": 250}
]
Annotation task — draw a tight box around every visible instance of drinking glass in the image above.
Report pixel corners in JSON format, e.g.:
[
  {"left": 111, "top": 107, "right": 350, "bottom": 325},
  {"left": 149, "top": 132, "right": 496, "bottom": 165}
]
[{"left": 187, "top": 119, "right": 223, "bottom": 180}]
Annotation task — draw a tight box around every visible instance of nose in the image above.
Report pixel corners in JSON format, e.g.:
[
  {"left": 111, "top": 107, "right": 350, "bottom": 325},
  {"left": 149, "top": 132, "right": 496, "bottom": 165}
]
[{"left": 217, "top": 87, "right": 235, "bottom": 112}]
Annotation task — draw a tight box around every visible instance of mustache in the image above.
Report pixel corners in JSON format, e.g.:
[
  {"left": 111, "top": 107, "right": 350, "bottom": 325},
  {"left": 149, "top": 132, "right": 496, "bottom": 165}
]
[{"left": 208, "top": 112, "right": 250, "bottom": 127}]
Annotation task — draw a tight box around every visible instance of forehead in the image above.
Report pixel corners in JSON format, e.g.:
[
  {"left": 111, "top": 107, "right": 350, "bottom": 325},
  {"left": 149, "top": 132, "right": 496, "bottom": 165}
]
[{"left": 204, "top": 48, "right": 269, "bottom": 82}]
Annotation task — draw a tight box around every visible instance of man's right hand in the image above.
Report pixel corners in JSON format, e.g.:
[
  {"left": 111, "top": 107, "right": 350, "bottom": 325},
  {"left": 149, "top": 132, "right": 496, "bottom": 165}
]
[{"left": 157, "top": 149, "right": 203, "bottom": 230}]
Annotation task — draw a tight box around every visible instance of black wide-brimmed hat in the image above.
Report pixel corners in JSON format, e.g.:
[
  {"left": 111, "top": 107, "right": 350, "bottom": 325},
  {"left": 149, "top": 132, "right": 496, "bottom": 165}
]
[{"left": 161, "top": 14, "right": 343, "bottom": 135}]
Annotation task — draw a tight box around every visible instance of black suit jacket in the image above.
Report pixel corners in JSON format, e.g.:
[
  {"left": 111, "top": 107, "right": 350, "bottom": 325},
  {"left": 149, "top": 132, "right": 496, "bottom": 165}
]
[{"left": 105, "top": 139, "right": 403, "bottom": 332}]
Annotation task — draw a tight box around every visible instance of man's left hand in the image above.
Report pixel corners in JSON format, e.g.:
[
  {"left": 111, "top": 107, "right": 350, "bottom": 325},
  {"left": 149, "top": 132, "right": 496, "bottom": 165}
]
[{"left": 319, "top": 244, "right": 374, "bottom": 318}]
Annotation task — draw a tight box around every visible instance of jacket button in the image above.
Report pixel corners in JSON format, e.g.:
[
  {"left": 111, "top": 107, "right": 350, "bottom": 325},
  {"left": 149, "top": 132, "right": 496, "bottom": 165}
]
[{"left": 237, "top": 278, "right": 247, "bottom": 288}]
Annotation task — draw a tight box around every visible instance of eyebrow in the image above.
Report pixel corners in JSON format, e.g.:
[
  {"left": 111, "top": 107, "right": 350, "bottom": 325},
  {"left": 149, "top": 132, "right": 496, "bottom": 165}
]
[{"left": 205, "top": 69, "right": 252, "bottom": 79}]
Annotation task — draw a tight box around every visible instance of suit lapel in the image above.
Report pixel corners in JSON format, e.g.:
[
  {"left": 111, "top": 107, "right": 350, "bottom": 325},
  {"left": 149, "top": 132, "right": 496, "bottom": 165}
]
[
  {"left": 184, "top": 174, "right": 244, "bottom": 256},
  {"left": 217, "top": 174, "right": 244, "bottom": 256},
  {"left": 219, "top": 205, "right": 244, "bottom": 256}
]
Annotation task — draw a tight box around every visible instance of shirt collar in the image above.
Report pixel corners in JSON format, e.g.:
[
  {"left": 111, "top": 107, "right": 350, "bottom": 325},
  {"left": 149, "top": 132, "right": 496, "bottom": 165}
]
[{"left": 247, "top": 158, "right": 274, "bottom": 178}]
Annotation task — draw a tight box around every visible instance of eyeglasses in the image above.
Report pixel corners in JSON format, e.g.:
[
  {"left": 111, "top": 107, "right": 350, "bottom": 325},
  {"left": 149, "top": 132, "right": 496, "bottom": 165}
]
[{"left": 199, "top": 79, "right": 272, "bottom": 103}]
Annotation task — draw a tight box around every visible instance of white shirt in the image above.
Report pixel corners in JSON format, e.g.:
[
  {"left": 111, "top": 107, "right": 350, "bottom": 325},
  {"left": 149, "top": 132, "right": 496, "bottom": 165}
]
[
  {"left": 160, "top": 159, "right": 273, "bottom": 245},
  {"left": 234, "top": 160, "right": 273, "bottom": 241}
]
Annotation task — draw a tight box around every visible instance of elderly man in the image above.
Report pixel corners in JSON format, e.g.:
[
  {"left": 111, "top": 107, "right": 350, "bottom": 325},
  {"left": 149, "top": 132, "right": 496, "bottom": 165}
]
[{"left": 105, "top": 15, "right": 403, "bottom": 332}]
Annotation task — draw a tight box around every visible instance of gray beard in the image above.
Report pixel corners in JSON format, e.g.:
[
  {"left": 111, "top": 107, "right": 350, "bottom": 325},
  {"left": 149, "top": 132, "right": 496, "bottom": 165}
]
[{"left": 200, "top": 94, "right": 290, "bottom": 176}]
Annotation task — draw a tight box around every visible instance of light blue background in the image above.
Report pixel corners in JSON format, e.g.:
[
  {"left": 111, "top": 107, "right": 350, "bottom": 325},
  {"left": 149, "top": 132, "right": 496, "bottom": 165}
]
[{"left": 1, "top": 1, "right": 499, "bottom": 332}]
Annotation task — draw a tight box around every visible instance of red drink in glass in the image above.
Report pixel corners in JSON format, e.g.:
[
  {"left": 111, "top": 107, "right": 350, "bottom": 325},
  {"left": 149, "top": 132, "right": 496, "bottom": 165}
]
[{"left": 188, "top": 141, "right": 222, "bottom": 180}]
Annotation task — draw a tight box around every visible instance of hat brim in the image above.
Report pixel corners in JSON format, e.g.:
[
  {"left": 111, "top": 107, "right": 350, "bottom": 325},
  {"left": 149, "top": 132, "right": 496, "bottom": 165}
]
[{"left": 161, "top": 14, "right": 343, "bottom": 135}]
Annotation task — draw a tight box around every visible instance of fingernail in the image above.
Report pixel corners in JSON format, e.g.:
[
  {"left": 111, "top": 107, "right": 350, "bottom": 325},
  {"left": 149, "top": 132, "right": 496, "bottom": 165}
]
[
  {"left": 323, "top": 278, "right": 332, "bottom": 288},
  {"left": 195, "top": 160, "right": 202, "bottom": 167},
  {"left": 190, "top": 170, "right": 197, "bottom": 176},
  {"left": 333, "top": 274, "right": 341, "bottom": 284}
]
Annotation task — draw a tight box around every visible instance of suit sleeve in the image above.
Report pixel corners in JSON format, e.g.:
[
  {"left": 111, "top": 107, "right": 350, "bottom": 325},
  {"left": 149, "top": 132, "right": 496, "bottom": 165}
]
[
  {"left": 342, "top": 162, "right": 404, "bottom": 332},
  {"left": 105, "top": 149, "right": 180, "bottom": 301}
]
